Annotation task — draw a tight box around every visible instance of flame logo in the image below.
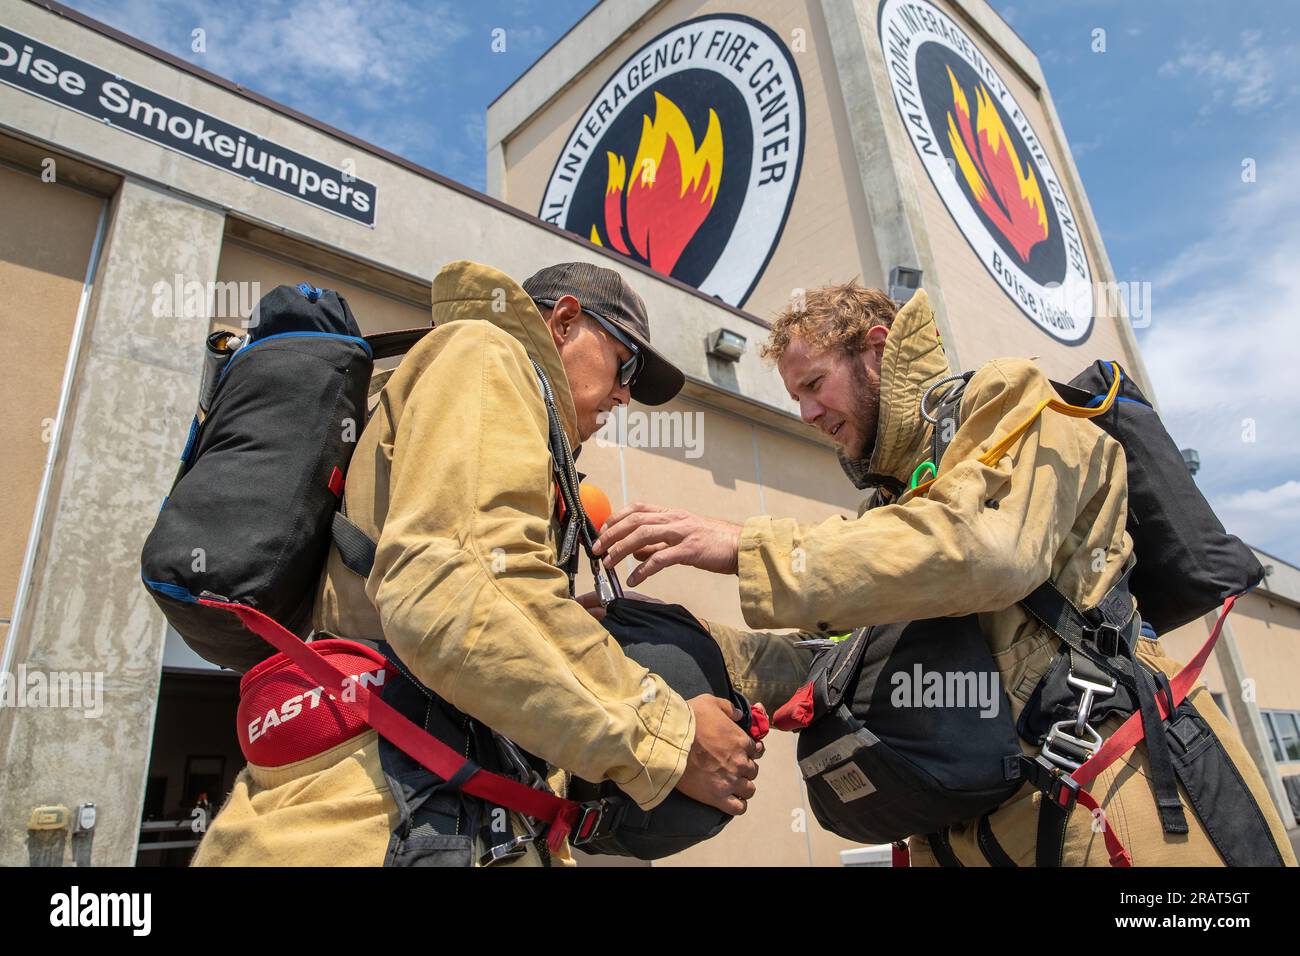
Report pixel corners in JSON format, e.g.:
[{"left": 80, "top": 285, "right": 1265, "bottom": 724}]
[
  {"left": 945, "top": 66, "right": 1048, "bottom": 263},
  {"left": 589, "top": 91, "right": 723, "bottom": 276}
]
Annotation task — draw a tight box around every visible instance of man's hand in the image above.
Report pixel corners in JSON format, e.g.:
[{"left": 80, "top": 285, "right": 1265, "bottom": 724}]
[
  {"left": 593, "top": 503, "right": 742, "bottom": 587},
  {"left": 677, "top": 695, "right": 762, "bottom": 815}
]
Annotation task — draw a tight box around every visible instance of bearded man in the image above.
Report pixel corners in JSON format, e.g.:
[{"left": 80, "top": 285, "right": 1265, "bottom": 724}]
[{"left": 592, "top": 280, "right": 1295, "bottom": 867}]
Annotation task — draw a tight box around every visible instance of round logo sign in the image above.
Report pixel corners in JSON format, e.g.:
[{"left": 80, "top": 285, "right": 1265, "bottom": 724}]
[
  {"left": 539, "top": 14, "right": 804, "bottom": 308},
  {"left": 878, "top": 0, "right": 1093, "bottom": 342}
]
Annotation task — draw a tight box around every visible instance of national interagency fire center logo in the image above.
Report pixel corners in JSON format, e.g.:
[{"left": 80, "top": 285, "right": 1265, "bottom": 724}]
[
  {"left": 878, "top": 0, "right": 1094, "bottom": 342},
  {"left": 539, "top": 15, "right": 804, "bottom": 308}
]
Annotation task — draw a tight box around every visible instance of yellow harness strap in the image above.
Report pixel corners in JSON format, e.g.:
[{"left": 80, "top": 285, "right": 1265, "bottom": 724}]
[{"left": 909, "top": 362, "right": 1122, "bottom": 498}]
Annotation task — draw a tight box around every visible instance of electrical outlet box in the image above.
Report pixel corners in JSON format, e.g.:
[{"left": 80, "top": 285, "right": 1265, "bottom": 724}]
[{"left": 28, "top": 805, "right": 70, "bottom": 830}]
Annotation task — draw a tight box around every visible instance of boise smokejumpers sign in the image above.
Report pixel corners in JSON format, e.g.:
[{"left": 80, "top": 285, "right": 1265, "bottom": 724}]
[
  {"left": 878, "top": 0, "right": 1093, "bottom": 342},
  {"left": 539, "top": 15, "right": 804, "bottom": 308},
  {"left": 0, "top": 25, "right": 376, "bottom": 226}
]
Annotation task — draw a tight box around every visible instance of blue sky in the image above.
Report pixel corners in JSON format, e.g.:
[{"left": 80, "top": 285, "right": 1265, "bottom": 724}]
[
  {"left": 988, "top": 1, "right": 1300, "bottom": 564},
  {"left": 62, "top": 0, "right": 1300, "bottom": 563}
]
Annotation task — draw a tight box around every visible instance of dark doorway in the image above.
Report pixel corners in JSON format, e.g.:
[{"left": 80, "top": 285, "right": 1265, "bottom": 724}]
[{"left": 136, "top": 668, "right": 242, "bottom": 866}]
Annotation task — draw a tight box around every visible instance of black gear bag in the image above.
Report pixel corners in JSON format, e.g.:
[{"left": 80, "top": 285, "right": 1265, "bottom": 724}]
[
  {"left": 141, "top": 283, "right": 429, "bottom": 671},
  {"left": 567, "top": 597, "right": 766, "bottom": 860},
  {"left": 791, "top": 615, "right": 1022, "bottom": 846},
  {"left": 1052, "top": 361, "right": 1264, "bottom": 633}
]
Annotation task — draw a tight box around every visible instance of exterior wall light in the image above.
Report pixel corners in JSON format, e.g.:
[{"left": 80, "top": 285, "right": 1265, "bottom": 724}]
[
  {"left": 888, "top": 266, "right": 923, "bottom": 306},
  {"left": 708, "top": 328, "right": 747, "bottom": 363}
]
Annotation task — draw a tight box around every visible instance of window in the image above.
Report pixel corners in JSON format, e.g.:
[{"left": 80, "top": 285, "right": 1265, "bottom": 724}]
[
  {"left": 1264, "top": 711, "right": 1300, "bottom": 763},
  {"left": 1277, "top": 713, "right": 1300, "bottom": 762},
  {"left": 1264, "top": 714, "right": 1282, "bottom": 762}
]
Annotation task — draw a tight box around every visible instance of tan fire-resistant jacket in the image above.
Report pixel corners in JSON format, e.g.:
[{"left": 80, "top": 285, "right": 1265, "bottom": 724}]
[
  {"left": 313, "top": 260, "right": 695, "bottom": 809},
  {"left": 707, "top": 290, "right": 1295, "bottom": 866}
]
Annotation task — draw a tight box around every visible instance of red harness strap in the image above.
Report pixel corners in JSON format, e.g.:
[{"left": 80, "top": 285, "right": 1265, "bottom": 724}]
[
  {"left": 1053, "top": 594, "right": 1239, "bottom": 867},
  {"left": 201, "top": 598, "right": 580, "bottom": 851}
]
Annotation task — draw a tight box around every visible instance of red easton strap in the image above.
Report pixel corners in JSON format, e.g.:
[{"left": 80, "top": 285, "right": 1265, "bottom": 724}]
[
  {"left": 200, "top": 598, "right": 580, "bottom": 851},
  {"left": 238, "top": 638, "right": 388, "bottom": 766},
  {"left": 1055, "top": 594, "right": 1240, "bottom": 867}
]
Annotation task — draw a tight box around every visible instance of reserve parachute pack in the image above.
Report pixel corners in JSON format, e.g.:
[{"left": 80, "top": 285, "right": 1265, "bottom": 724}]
[
  {"left": 568, "top": 597, "right": 769, "bottom": 859},
  {"left": 777, "top": 360, "right": 1285, "bottom": 867}
]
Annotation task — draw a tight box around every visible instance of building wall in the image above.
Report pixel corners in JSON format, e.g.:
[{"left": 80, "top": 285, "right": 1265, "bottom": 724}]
[
  {"left": 213, "top": 240, "right": 430, "bottom": 336},
  {"left": 491, "top": 0, "right": 1150, "bottom": 385},
  {"left": 0, "top": 162, "right": 104, "bottom": 636},
  {"left": 0, "top": 174, "right": 225, "bottom": 867}
]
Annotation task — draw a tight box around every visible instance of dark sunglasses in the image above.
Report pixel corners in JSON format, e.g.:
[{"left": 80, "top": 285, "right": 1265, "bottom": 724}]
[{"left": 585, "top": 309, "right": 644, "bottom": 389}]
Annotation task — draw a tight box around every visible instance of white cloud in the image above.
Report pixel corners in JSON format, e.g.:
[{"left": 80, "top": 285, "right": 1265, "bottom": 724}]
[
  {"left": 1158, "top": 30, "right": 1290, "bottom": 114},
  {"left": 71, "top": 0, "right": 469, "bottom": 100},
  {"left": 1214, "top": 481, "right": 1300, "bottom": 561},
  {"left": 1136, "top": 137, "right": 1300, "bottom": 562}
]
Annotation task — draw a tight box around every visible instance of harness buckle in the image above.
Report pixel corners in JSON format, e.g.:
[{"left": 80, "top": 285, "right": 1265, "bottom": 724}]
[
  {"left": 1085, "top": 620, "right": 1124, "bottom": 658},
  {"left": 495, "top": 733, "right": 549, "bottom": 794},
  {"left": 1041, "top": 719, "right": 1103, "bottom": 771},
  {"left": 571, "top": 798, "right": 617, "bottom": 848},
  {"left": 1065, "top": 669, "right": 1117, "bottom": 736},
  {"left": 593, "top": 561, "right": 618, "bottom": 607},
  {"left": 478, "top": 833, "right": 534, "bottom": 867},
  {"left": 1021, "top": 754, "right": 1081, "bottom": 811}
]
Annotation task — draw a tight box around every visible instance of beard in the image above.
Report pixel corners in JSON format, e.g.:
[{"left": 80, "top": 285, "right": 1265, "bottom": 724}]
[{"left": 846, "top": 359, "right": 882, "bottom": 462}]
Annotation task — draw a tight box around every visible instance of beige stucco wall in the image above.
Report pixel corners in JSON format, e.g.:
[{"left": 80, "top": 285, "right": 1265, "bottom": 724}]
[
  {"left": 214, "top": 241, "right": 429, "bottom": 336},
  {"left": 0, "top": 163, "right": 104, "bottom": 626},
  {"left": 0, "top": 177, "right": 226, "bottom": 867}
]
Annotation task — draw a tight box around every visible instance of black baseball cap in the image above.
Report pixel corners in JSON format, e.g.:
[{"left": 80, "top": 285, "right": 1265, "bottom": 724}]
[{"left": 523, "top": 261, "right": 685, "bottom": 406}]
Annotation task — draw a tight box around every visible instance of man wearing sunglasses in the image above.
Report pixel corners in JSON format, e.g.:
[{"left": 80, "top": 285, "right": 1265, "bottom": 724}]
[{"left": 193, "top": 259, "right": 760, "bottom": 867}]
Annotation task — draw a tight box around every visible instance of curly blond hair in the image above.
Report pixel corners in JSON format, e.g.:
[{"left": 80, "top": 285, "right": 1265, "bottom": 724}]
[{"left": 761, "top": 280, "right": 896, "bottom": 362}]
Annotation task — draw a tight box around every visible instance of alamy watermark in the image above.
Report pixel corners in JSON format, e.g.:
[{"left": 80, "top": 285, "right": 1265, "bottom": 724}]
[
  {"left": 890, "top": 664, "right": 1002, "bottom": 718},
  {"left": 151, "top": 275, "right": 261, "bottom": 324},
  {"left": 0, "top": 666, "right": 103, "bottom": 718},
  {"left": 595, "top": 406, "right": 704, "bottom": 459}
]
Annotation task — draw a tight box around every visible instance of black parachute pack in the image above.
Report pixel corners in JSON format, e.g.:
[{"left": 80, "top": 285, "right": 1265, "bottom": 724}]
[
  {"left": 532, "top": 356, "right": 769, "bottom": 860},
  {"left": 140, "top": 283, "right": 430, "bottom": 671},
  {"left": 1051, "top": 361, "right": 1264, "bottom": 633},
  {"left": 779, "top": 360, "right": 1284, "bottom": 866},
  {"left": 787, "top": 614, "right": 1021, "bottom": 848},
  {"left": 568, "top": 597, "right": 768, "bottom": 860}
]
